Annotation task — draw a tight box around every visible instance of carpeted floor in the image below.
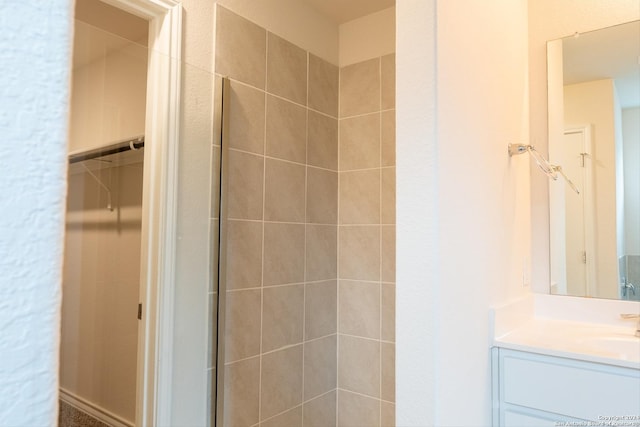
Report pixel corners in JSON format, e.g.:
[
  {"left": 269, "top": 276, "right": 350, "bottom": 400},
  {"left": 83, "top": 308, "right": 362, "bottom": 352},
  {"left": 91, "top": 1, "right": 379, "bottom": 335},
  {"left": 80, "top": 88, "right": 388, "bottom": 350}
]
[{"left": 58, "top": 400, "right": 111, "bottom": 427}]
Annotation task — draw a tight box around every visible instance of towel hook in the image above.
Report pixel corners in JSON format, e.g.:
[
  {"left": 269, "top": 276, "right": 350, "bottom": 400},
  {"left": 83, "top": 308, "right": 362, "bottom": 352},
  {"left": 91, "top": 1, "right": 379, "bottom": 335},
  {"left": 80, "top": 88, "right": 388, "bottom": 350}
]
[{"left": 508, "top": 143, "right": 580, "bottom": 194}]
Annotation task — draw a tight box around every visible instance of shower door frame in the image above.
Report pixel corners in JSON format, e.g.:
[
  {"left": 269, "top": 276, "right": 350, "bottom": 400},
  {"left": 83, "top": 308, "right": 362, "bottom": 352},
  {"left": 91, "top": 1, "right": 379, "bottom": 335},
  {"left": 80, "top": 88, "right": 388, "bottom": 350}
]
[{"left": 98, "top": 0, "right": 182, "bottom": 426}]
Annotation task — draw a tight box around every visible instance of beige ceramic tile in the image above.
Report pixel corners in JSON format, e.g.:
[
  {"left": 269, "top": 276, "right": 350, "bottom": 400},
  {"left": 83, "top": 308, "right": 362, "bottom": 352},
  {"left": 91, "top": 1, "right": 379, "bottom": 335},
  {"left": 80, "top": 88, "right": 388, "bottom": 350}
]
[
  {"left": 226, "top": 220, "right": 262, "bottom": 289},
  {"left": 381, "top": 168, "right": 395, "bottom": 224},
  {"left": 381, "top": 342, "right": 395, "bottom": 402},
  {"left": 339, "top": 281, "right": 380, "bottom": 339},
  {"left": 215, "top": 6, "right": 266, "bottom": 89},
  {"left": 381, "top": 110, "right": 395, "bottom": 167},
  {"left": 340, "top": 58, "right": 380, "bottom": 118},
  {"left": 261, "top": 345, "right": 303, "bottom": 420},
  {"left": 305, "top": 225, "right": 337, "bottom": 282},
  {"left": 381, "top": 402, "right": 395, "bottom": 427},
  {"left": 307, "top": 111, "right": 338, "bottom": 170},
  {"left": 303, "top": 391, "right": 336, "bottom": 427},
  {"left": 267, "top": 33, "right": 307, "bottom": 105},
  {"left": 227, "top": 149, "right": 264, "bottom": 220},
  {"left": 338, "top": 335, "right": 380, "bottom": 397},
  {"left": 225, "top": 289, "right": 261, "bottom": 362},
  {"left": 263, "top": 223, "right": 305, "bottom": 286},
  {"left": 381, "top": 54, "right": 395, "bottom": 110},
  {"left": 266, "top": 95, "right": 306, "bottom": 163},
  {"left": 228, "top": 81, "right": 265, "bottom": 154},
  {"left": 381, "top": 284, "right": 395, "bottom": 342},
  {"left": 339, "top": 170, "right": 380, "bottom": 225},
  {"left": 224, "top": 356, "right": 260, "bottom": 427},
  {"left": 339, "top": 114, "right": 380, "bottom": 171},
  {"left": 308, "top": 54, "right": 338, "bottom": 117},
  {"left": 304, "top": 335, "right": 337, "bottom": 400},
  {"left": 381, "top": 226, "right": 396, "bottom": 284},
  {"left": 337, "top": 390, "right": 380, "bottom": 427},
  {"left": 261, "top": 406, "right": 302, "bottom": 427},
  {"left": 262, "top": 284, "right": 304, "bottom": 352},
  {"left": 339, "top": 226, "right": 380, "bottom": 281},
  {"left": 305, "top": 280, "right": 337, "bottom": 340},
  {"left": 264, "top": 159, "right": 306, "bottom": 222},
  {"left": 306, "top": 167, "right": 338, "bottom": 224}
]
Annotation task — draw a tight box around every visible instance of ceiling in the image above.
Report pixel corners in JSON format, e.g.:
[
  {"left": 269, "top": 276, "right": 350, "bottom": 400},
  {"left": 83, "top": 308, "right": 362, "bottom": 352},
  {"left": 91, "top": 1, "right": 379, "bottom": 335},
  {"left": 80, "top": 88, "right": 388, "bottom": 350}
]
[
  {"left": 563, "top": 20, "right": 640, "bottom": 108},
  {"left": 301, "top": 0, "right": 395, "bottom": 24},
  {"left": 73, "top": 0, "right": 148, "bottom": 69},
  {"left": 75, "top": 0, "right": 148, "bottom": 44}
]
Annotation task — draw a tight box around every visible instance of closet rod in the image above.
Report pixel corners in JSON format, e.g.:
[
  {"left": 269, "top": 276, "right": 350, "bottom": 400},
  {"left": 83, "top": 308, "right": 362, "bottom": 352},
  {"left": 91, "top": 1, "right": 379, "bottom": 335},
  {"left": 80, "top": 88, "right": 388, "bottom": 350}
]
[{"left": 68, "top": 135, "right": 144, "bottom": 164}]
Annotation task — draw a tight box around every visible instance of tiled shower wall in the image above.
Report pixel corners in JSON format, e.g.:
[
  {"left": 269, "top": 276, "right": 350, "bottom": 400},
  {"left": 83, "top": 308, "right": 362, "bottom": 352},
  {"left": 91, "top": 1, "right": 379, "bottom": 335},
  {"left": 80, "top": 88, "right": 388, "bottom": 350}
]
[
  {"left": 215, "top": 6, "right": 339, "bottom": 426},
  {"left": 213, "top": 6, "right": 395, "bottom": 427},
  {"left": 337, "top": 56, "right": 396, "bottom": 426}
]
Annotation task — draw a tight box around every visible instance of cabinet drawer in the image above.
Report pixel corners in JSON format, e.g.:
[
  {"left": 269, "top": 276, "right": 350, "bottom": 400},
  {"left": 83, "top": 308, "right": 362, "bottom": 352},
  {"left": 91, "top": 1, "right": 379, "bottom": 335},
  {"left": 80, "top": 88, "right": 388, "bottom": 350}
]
[{"left": 500, "top": 350, "right": 640, "bottom": 421}]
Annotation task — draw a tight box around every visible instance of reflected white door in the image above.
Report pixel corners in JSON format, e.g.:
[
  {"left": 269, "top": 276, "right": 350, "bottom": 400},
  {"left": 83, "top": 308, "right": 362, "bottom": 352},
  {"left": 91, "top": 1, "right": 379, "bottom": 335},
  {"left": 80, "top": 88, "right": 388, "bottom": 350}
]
[
  {"left": 561, "top": 130, "right": 588, "bottom": 296},
  {"left": 550, "top": 127, "right": 594, "bottom": 297}
]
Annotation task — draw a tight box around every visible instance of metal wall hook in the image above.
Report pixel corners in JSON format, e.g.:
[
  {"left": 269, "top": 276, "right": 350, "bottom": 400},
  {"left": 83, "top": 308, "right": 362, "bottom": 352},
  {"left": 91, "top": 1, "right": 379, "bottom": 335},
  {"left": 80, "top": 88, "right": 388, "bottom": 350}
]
[{"left": 508, "top": 143, "right": 580, "bottom": 194}]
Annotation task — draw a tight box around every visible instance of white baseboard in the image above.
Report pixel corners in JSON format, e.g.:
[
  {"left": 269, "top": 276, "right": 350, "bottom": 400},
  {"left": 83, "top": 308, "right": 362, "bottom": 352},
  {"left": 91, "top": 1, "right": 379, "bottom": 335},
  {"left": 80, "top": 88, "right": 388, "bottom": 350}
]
[{"left": 59, "top": 388, "right": 134, "bottom": 427}]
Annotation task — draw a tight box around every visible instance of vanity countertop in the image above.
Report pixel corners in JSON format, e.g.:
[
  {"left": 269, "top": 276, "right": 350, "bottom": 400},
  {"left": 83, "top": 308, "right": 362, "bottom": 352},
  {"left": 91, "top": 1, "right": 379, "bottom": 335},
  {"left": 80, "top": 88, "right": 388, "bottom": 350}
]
[{"left": 493, "top": 317, "right": 640, "bottom": 370}]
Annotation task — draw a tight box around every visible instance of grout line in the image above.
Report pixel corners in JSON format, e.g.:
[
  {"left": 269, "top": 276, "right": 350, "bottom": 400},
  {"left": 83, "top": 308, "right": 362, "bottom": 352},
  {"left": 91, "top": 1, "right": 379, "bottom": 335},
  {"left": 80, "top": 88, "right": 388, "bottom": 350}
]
[
  {"left": 336, "top": 61, "right": 342, "bottom": 424},
  {"left": 379, "top": 56, "right": 384, "bottom": 426},
  {"left": 303, "top": 388, "right": 336, "bottom": 405},
  {"left": 337, "top": 332, "right": 382, "bottom": 343},
  {"left": 228, "top": 146, "right": 339, "bottom": 173},
  {"left": 336, "top": 224, "right": 386, "bottom": 228},
  {"left": 226, "top": 279, "right": 337, "bottom": 294},
  {"left": 256, "top": 388, "right": 337, "bottom": 426},
  {"left": 258, "top": 34, "right": 268, "bottom": 425},
  {"left": 339, "top": 166, "right": 388, "bottom": 173},
  {"left": 336, "top": 386, "right": 395, "bottom": 405},
  {"left": 259, "top": 404, "right": 302, "bottom": 425},
  {"left": 302, "top": 52, "right": 309, "bottom": 424},
  {"left": 303, "top": 278, "right": 339, "bottom": 285},
  {"left": 260, "top": 342, "right": 303, "bottom": 358},
  {"left": 336, "top": 279, "right": 381, "bottom": 286},
  {"left": 224, "top": 354, "right": 260, "bottom": 367},
  {"left": 224, "top": 76, "right": 339, "bottom": 120},
  {"left": 304, "top": 332, "right": 338, "bottom": 345},
  {"left": 339, "top": 222, "right": 391, "bottom": 227},
  {"left": 338, "top": 110, "right": 382, "bottom": 121},
  {"left": 336, "top": 387, "right": 383, "bottom": 402},
  {"left": 226, "top": 218, "right": 338, "bottom": 227}
]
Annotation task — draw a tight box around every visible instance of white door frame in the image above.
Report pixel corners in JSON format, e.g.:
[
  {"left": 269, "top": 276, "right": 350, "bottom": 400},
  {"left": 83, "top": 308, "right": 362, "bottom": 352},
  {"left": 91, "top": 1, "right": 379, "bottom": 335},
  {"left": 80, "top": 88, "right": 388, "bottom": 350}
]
[{"left": 98, "top": 1, "right": 182, "bottom": 426}]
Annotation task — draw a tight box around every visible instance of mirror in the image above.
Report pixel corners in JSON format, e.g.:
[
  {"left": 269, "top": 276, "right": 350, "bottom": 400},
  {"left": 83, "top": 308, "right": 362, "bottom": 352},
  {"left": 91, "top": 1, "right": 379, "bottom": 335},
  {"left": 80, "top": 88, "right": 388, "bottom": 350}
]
[{"left": 547, "top": 20, "right": 640, "bottom": 300}]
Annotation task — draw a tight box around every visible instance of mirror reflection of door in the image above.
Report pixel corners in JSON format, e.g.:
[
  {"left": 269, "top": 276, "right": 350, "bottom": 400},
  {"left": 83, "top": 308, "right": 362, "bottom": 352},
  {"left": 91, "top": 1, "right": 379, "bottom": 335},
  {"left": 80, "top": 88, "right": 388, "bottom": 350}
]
[
  {"left": 558, "top": 127, "right": 594, "bottom": 296},
  {"left": 60, "top": 1, "right": 148, "bottom": 425}
]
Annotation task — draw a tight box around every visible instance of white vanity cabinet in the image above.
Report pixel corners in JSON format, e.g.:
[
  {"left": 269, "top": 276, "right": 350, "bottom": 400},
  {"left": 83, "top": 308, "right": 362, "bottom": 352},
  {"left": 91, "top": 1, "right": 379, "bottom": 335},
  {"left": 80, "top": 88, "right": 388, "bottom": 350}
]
[{"left": 492, "top": 348, "right": 640, "bottom": 427}]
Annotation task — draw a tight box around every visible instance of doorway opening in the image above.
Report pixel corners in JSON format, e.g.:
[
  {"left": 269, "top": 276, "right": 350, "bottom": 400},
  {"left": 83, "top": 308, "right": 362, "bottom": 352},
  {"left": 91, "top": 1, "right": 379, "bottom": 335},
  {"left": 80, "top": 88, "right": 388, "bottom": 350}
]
[{"left": 60, "top": 1, "right": 148, "bottom": 425}]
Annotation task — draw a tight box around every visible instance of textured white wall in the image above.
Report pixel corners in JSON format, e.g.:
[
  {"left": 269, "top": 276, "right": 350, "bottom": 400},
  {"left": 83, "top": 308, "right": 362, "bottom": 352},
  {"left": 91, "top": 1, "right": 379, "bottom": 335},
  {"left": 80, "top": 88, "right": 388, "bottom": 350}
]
[
  {"left": 0, "top": 0, "right": 72, "bottom": 425},
  {"left": 397, "top": 0, "right": 530, "bottom": 425},
  {"left": 396, "top": 1, "right": 437, "bottom": 424},
  {"left": 528, "top": 0, "right": 640, "bottom": 293}
]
